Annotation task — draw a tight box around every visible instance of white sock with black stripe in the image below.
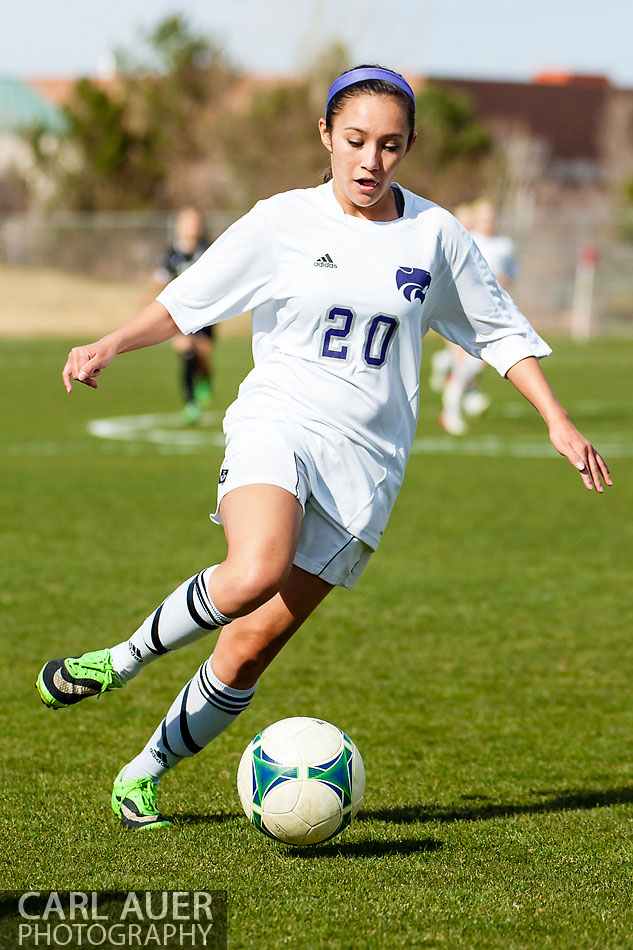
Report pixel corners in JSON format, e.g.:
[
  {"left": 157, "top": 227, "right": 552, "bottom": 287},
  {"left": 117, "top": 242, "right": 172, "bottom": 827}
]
[
  {"left": 121, "top": 656, "right": 256, "bottom": 783},
  {"left": 109, "top": 567, "right": 232, "bottom": 682}
]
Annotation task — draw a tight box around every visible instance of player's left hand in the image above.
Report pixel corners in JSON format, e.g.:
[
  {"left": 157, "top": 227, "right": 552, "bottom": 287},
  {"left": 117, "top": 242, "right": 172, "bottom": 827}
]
[
  {"left": 62, "top": 340, "right": 117, "bottom": 392},
  {"left": 548, "top": 417, "right": 612, "bottom": 493}
]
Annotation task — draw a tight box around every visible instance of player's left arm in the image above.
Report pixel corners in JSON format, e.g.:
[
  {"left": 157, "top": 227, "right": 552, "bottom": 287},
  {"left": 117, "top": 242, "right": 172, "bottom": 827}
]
[{"left": 505, "top": 356, "right": 612, "bottom": 493}]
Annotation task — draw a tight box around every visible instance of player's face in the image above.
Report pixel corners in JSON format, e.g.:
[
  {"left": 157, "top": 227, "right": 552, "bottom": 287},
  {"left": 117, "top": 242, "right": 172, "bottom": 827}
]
[
  {"left": 175, "top": 208, "right": 203, "bottom": 251},
  {"left": 319, "top": 94, "right": 415, "bottom": 221},
  {"left": 473, "top": 201, "right": 496, "bottom": 236}
]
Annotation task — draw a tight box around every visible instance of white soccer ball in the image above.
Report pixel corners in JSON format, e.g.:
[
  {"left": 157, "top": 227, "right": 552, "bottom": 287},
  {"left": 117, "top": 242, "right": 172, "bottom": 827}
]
[{"left": 237, "top": 716, "right": 365, "bottom": 846}]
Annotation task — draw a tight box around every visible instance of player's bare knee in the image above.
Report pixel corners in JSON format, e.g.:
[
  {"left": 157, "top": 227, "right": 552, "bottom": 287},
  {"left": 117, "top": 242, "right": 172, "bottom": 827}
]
[
  {"left": 229, "top": 650, "right": 264, "bottom": 685},
  {"left": 241, "top": 558, "right": 290, "bottom": 605},
  {"left": 226, "top": 630, "right": 273, "bottom": 682},
  {"left": 217, "top": 557, "right": 290, "bottom": 613}
]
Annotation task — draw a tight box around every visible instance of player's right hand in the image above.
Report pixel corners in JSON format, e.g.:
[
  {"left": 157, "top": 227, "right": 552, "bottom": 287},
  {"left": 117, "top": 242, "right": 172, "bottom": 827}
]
[{"left": 62, "top": 342, "right": 117, "bottom": 393}]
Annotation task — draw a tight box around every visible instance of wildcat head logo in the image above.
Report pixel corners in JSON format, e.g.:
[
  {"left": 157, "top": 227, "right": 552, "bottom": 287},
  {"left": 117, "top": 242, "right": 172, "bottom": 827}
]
[{"left": 395, "top": 267, "right": 432, "bottom": 304}]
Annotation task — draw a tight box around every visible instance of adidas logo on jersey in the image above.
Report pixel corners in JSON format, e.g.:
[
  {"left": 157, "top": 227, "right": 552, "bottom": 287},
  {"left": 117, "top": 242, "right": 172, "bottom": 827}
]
[{"left": 314, "top": 253, "right": 337, "bottom": 268}]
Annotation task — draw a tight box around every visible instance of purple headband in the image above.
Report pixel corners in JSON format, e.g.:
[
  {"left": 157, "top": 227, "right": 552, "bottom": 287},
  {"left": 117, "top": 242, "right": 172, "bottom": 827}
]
[{"left": 326, "top": 67, "right": 416, "bottom": 113}]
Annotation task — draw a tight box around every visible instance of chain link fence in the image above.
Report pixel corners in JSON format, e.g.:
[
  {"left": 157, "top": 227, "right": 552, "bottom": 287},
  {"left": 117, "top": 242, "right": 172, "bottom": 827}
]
[
  {"left": 1, "top": 206, "right": 632, "bottom": 335},
  {"left": 506, "top": 204, "right": 633, "bottom": 336},
  {"left": 0, "top": 211, "right": 240, "bottom": 281}
]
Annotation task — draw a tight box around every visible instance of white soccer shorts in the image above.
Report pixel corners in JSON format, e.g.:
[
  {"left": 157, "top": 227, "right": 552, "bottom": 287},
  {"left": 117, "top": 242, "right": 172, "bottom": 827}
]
[{"left": 211, "top": 446, "right": 372, "bottom": 590}]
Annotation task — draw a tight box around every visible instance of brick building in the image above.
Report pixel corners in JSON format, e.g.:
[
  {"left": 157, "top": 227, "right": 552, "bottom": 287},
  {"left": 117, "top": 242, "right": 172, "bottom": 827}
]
[{"left": 425, "top": 72, "right": 633, "bottom": 200}]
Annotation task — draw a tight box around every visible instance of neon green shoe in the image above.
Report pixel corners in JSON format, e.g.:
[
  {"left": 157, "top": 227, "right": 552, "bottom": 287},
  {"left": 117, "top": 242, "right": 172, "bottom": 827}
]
[
  {"left": 193, "top": 378, "right": 213, "bottom": 409},
  {"left": 111, "top": 769, "right": 172, "bottom": 830},
  {"left": 183, "top": 401, "right": 201, "bottom": 425},
  {"left": 36, "top": 649, "right": 124, "bottom": 709}
]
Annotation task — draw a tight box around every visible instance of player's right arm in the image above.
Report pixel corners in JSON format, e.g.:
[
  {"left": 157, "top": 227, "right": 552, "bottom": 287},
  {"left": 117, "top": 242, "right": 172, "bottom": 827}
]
[{"left": 62, "top": 300, "right": 180, "bottom": 392}]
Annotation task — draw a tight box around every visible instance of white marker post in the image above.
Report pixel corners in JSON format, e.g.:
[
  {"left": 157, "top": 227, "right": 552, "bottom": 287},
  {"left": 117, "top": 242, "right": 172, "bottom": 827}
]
[{"left": 571, "top": 243, "right": 598, "bottom": 343}]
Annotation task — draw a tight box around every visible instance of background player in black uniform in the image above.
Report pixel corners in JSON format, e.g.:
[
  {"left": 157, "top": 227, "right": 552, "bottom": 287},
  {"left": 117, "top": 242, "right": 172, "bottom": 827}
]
[{"left": 151, "top": 207, "right": 214, "bottom": 423}]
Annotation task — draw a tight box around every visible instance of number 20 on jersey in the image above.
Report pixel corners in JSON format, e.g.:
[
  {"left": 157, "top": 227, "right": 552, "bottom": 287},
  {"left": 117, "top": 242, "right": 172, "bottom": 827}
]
[{"left": 321, "top": 306, "right": 399, "bottom": 368}]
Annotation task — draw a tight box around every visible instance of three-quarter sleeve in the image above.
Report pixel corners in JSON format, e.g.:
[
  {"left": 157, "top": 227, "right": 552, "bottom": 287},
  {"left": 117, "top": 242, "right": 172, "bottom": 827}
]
[
  {"left": 427, "top": 216, "right": 551, "bottom": 376},
  {"left": 157, "top": 202, "right": 277, "bottom": 334}
]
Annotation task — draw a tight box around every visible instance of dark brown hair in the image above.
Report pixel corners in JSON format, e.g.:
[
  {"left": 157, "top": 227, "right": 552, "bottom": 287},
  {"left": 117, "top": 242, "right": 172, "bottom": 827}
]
[{"left": 322, "top": 65, "right": 416, "bottom": 182}]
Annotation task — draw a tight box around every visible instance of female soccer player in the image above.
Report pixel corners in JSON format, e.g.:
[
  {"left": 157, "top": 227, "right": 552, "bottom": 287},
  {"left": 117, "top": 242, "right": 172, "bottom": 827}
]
[{"left": 36, "top": 66, "right": 611, "bottom": 830}]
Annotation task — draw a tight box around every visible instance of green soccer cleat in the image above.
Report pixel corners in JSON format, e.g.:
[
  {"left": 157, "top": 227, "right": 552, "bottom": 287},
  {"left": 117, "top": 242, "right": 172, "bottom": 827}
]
[
  {"left": 111, "top": 769, "right": 172, "bottom": 830},
  {"left": 36, "top": 649, "right": 124, "bottom": 710},
  {"left": 183, "top": 400, "right": 201, "bottom": 425},
  {"left": 193, "top": 378, "right": 213, "bottom": 409}
]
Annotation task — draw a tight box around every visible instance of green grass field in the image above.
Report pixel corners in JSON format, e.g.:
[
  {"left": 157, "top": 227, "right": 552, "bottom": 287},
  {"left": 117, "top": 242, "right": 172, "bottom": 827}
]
[{"left": 2, "top": 334, "right": 633, "bottom": 949}]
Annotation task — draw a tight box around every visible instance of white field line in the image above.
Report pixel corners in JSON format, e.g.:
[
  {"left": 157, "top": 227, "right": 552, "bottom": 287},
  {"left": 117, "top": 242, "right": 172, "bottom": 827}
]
[
  {"left": 6, "top": 437, "right": 633, "bottom": 458},
  {"left": 87, "top": 411, "right": 226, "bottom": 448},
  {"left": 410, "top": 437, "right": 631, "bottom": 458},
  {"left": 3, "top": 407, "right": 631, "bottom": 458}
]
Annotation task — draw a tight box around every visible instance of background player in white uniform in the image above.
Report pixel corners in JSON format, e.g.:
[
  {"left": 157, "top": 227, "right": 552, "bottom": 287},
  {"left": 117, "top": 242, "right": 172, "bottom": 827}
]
[
  {"left": 432, "top": 198, "right": 518, "bottom": 434},
  {"left": 470, "top": 197, "right": 517, "bottom": 286},
  {"left": 36, "top": 67, "right": 611, "bottom": 830}
]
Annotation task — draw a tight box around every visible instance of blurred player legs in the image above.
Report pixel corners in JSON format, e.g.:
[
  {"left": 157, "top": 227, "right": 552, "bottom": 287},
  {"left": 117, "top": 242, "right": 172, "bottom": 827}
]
[
  {"left": 438, "top": 342, "right": 490, "bottom": 436},
  {"left": 150, "top": 207, "right": 215, "bottom": 424},
  {"left": 432, "top": 199, "right": 516, "bottom": 435},
  {"left": 170, "top": 327, "right": 214, "bottom": 424}
]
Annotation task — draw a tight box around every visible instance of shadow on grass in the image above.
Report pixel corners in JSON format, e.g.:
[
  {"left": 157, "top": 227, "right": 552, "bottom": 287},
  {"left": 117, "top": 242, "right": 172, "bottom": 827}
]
[
  {"left": 172, "top": 814, "right": 442, "bottom": 857},
  {"left": 359, "top": 786, "right": 633, "bottom": 826},
  {"left": 288, "top": 838, "right": 443, "bottom": 859},
  {"left": 175, "top": 812, "right": 241, "bottom": 825}
]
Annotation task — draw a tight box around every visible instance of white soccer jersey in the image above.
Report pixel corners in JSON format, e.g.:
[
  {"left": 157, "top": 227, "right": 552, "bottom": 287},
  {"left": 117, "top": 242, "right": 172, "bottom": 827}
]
[{"left": 158, "top": 181, "right": 550, "bottom": 548}]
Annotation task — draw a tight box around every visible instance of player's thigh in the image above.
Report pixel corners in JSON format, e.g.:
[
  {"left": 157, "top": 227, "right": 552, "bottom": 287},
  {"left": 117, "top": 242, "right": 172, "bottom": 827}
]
[
  {"left": 211, "top": 565, "right": 333, "bottom": 688},
  {"left": 220, "top": 483, "right": 304, "bottom": 580}
]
